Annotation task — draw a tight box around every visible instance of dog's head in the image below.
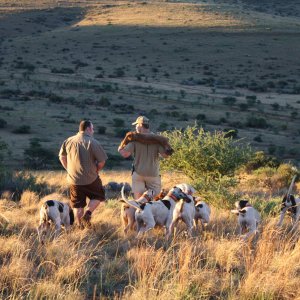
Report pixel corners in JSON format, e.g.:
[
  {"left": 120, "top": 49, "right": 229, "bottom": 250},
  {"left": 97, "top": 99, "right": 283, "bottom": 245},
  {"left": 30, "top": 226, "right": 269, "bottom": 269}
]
[
  {"left": 141, "top": 189, "right": 155, "bottom": 202},
  {"left": 282, "top": 194, "right": 296, "bottom": 208},
  {"left": 168, "top": 186, "right": 191, "bottom": 202},
  {"left": 154, "top": 189, "right": 168, "bottom": 201},
  {"left": 175, "top": 183, "right": 196, "bottom": 196},
  {"left": 69, "top": 206, "right": 74, "bottom": 225},
  {"left": 235, "top": 200, "right": 249, "bottom": 210},
  {"left": 231, "top": 207, "right": 247, "bottom": 216},
  {"left": 37, "top": 221, "right": 51, "bottom": 245},
  {"left": 281, "top": 194, "right": 297, "bottom": 214},
  {"left": 232, "top": 200, "right": 250, "bottom": 216}
]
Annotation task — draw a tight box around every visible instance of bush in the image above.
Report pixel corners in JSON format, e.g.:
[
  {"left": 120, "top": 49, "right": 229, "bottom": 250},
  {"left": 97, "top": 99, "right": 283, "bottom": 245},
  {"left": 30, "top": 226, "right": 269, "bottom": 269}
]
[
  {"left": 24, "top": 139, "right": 58, "bottom": 170},
  {"left": 113, "top": 118, "right": 125, "bottom": 127},
  {"left": 251, "top": 163, "right": 299, "bottom": 192},
  {"left": 157, "top": 122, "right": 169, "bottom": 131},
  {"left": 0, "top": 138, "right": 8, "bottom": 175},
  {"left": 97, "top": 97, "right": 111, "bottom": 107},
  {"left": 246, "top": 116, "right": 268, "bottom": 128},
  {"left": 12, "top": 125, "right": 31, "bottom": 134},
  {"left": 51, "top": 67, "right": 74, "bottom": 74},
  {"left": 0, "top": 118, "right": 7, "bottom": 128},
  {"left": 243, "top": 151, "right": 280, "bottom": 173},
  {"left": 222, "top": 96, "right": 237, "bottom": 106},
  {"left": 114, "top": 128, "right": 130, "bottom": 138},
  {"left": 0, "top": 171, "right": 48, "bottom": 201},
  {"left": 161, "top": 125, "right": 253, "bottom": 208},
  {"left": 97, "top": 126, "right": 106, "bottom": 134},
  {"left": 196, "top": 113, "right": 206, "bottom": 121}
]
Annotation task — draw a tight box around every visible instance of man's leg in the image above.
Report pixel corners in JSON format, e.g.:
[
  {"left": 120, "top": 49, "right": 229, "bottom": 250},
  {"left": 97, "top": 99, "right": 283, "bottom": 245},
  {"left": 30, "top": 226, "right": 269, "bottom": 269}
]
[
  {"left": 73, "top": 208, "right": 84, "bottom": 225},
  {"left": 132, "top": 172, "right": 146, "bottom": 199},
  {"left": 81, "top": 177, "right": 106, "bottom": 227},
  {"left": 70, "top": 185, "right": 86, "bottom": 227},
  {"left": 145, "top": 175, "right": 162, "bottom": 198}
]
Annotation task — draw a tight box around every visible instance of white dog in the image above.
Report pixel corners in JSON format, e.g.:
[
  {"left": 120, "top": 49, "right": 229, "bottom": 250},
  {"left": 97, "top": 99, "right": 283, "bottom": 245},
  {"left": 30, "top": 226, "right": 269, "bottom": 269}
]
[
  {"left": 120, "top": 189, "right": 155, "bottom": 233},
  {"left": 231, "top": 200, "right": 261, "bottom": 240},
  {"left": 122, "top": 186, "right": 190, "bottom": 236},
  {"left": 277, "top": 194, "right": 300, "bottom": 229},
  {"left": 167, "top": 184, "right": 197, "bottom": 238},
  {"left": 37, "top": 200, "right": 74, "bottom": 244},
  {"left": 194, "top": 198, "right": 211, "bottom": 230}
]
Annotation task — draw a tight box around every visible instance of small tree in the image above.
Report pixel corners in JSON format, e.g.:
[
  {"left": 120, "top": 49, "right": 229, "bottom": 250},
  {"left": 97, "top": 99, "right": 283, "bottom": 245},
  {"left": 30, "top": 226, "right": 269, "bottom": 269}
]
[
  {"left": 24, "top": 139, "right": 58, "bottom": 170},
  {"left": 161, "top": 125, "right": 252, "bottom": 208}
]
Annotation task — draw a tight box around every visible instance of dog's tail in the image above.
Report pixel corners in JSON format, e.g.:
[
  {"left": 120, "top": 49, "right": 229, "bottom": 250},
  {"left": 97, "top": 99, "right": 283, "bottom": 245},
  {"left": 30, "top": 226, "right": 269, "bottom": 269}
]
[
  {"left": 178, "top": 199, "right": 185, "bottom": 213},
  {"left": 121, "top": 186, "right": 142, "bottom": 211}
]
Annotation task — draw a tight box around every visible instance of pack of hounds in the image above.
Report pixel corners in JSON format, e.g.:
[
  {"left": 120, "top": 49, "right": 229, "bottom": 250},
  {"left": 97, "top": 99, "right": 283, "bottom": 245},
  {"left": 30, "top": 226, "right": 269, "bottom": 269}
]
[{"left": 37, "top": 181, "right": 299, "bottom": 243}]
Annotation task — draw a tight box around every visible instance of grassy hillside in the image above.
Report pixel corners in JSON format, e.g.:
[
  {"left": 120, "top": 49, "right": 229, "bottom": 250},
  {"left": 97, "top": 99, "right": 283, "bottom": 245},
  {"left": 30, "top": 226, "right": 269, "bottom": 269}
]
[
  {"left": 0, "top": 170, "right": 300, "bottom": 299},
  {"left": 0, "top": 0, "right": 299, "bottom": 170}
]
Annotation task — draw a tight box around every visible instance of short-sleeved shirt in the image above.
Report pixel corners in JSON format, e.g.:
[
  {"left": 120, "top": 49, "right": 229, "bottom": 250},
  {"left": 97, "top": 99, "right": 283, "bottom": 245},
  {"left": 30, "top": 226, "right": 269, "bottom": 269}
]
[
  {"left": 59, "top": 132, "right": 107, "bottom": 185},
  {"left": 124, "top": 136, "right": 165, "bottom": 177}
]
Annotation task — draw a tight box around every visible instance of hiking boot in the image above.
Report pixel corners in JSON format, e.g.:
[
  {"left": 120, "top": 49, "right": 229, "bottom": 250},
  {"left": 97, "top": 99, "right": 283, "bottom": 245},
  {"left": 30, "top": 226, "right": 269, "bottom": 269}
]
[{"left": 81, "top": 210, "right": 92, "bottom": 229}]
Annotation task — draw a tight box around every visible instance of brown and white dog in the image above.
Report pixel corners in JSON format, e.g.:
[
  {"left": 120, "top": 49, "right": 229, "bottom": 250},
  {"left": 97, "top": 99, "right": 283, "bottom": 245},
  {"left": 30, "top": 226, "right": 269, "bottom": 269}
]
[
  {"left": 277, "top": 194, "right": 300, "bottom": 229},
  {"left": 167, "top": 184, "right": 197, "bottom": 238},
  {"left": 121, "top": 186, "right": 190, "bottom": 236},
  {"left": 37, "top": 200, "right": 74, "bottom": 244},
  {"left": 120, "top": 189, "right": 155, "bottom": 233},
  {"left": 231, "top": 200, "right": 261, "bottom": 240},
  {"left": 194, "top": 198, "right": 211, "bottom": 230}
]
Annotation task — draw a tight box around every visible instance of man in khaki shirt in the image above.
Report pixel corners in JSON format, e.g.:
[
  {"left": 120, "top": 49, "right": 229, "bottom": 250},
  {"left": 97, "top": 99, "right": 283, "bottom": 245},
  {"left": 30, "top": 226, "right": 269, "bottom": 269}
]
[
  {"left": 59, "top": 120, "right": 107, "bottom": 227},
  {"left": 118, "top": 116, "right": 168, "bottom": 199}
]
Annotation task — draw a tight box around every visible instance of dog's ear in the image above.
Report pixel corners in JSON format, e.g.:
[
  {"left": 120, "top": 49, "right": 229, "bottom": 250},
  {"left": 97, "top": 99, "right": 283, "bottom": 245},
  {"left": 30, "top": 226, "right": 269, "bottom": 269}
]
[
  {"left": 69, "top": 208, "right": 74, "bottom": 225},
  {"left": 239, "top": 208, "right": 247, "bottom": 215}
]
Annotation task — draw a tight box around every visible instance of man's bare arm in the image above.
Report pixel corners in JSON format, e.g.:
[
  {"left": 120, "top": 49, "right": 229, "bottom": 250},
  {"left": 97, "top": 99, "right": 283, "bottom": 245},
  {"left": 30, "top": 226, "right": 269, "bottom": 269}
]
[
  {"left": 118, "top": 147, "right": 132, "bottom": 158},
  {"left": 97, "top": 161, "right": 106, "bottom": 172},
  {"left": 59, "top": 155, "right": 68, "bottom": 170}
]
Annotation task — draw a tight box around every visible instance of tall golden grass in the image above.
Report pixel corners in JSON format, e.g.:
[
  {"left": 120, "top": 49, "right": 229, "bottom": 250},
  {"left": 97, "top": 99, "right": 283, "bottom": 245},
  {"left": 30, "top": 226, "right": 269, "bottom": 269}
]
[{"left": 0, "top": 170, "right": 299, "bottom": 299}]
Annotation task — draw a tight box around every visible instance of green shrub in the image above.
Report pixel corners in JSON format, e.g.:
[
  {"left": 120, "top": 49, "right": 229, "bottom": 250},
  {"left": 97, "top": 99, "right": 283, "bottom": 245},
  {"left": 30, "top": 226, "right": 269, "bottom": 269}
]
[
  {"left": 251, "top": 163, "right": 299, "bottom": 192},
  {"left": 12, "top": 125, "right": 31, "bottom": 134},
  {"left": 0, "top": 118, "right": 7, "bottom": 128},
  {"left": 161, "top": 125, "right": 252, "bottom": 208},
  {"left": 196, "top": 113, "right": 206, "bottom": 120},
  {"left": 51, "top": 67, "right": 74, "bottom": 74},
  {"left": 114, "top": 128, "right": 129, "bottom": 138},
  {"left": 157, "top": 122, "right": 169, "bottom": 131},
  {"left": 24, "top": 139, "right": 58, "bottom": 170},
  {"left": 97, "top": 97, "right": 111, "bottom": 107},
  {"left": 0, "top": 171, "right": 48, "bottom": 201},
  {"left": 246, "top": 116, "right": 268, "bottom": 128},
  {"left": 222, "top": 96, "right": 237, "bottom": 106},
  {"left": 113, "top": 118, "right": 125, "bottom": 127},
  {"left": 97, "top": 126, "right": 106, "bottom": 134},
  {"left": 243, "top": 151, "right": 279, "bottom": 173}
]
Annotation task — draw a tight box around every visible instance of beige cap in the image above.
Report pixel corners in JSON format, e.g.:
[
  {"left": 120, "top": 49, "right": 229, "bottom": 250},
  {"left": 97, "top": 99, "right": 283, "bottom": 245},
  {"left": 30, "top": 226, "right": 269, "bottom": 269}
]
[{"left": 131, "top": 116, "right": 149, "bottom": 125}]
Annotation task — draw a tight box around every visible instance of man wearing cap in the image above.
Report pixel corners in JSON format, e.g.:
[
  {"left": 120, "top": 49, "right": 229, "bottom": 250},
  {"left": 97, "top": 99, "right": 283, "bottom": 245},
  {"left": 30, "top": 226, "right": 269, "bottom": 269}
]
[{"left": 118, "top": 116, "right": 168, "bottom": 199}]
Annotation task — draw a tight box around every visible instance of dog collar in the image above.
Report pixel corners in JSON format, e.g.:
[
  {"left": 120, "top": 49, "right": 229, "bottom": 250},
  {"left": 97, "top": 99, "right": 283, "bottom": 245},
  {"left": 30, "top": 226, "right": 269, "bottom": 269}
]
[
  {"left": 142, "top": 194, "right": 152, "bottom": 202},
  {"left": 167, "top": 193, "right": 178, "bottom": 201}
]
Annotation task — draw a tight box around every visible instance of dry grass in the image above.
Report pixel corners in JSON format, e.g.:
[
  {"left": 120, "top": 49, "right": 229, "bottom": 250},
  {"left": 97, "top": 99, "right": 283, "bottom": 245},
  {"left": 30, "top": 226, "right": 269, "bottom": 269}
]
[{"left": 0, "top": 170, "right": 299, "bottom": 299}]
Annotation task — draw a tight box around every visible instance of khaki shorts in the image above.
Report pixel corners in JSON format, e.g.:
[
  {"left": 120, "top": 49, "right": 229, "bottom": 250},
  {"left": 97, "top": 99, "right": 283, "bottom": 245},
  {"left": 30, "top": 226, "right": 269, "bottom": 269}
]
[
  {"left": 70, "top": 177, "right": 105, "bottom": 208},
  {"left": 132, "top": 171, "right": 161, "bottom": 196}
]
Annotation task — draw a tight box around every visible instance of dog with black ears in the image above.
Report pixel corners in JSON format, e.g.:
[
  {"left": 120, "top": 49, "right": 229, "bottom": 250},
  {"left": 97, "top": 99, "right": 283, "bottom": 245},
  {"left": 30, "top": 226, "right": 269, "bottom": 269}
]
[
  {"left": 231, "top": 200, "right": 261, "bottom": 240},
  {"left": 37, "top": 200, "right": 74, "bottom": 244},
  {"left": 277, "top": 175, "right": 300, "bottom": 230},
  {"left": 121, "top": 186, "right": 190, "bottom": 236}
]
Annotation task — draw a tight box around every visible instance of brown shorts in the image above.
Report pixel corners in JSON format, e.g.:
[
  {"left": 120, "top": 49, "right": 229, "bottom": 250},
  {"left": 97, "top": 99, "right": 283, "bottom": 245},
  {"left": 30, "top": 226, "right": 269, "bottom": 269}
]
[{"left": 70, "top": 177, "right": 105, "bottom": 208}]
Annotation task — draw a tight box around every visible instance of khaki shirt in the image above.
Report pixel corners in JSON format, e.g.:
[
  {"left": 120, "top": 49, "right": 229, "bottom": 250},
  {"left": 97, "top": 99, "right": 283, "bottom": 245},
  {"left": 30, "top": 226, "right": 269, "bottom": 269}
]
[
  {"left": 59, "top": 132, "right": 107, "bottom": 185},
  {"left": 124, "top": 138, "right": 165, "bottom": 177}
]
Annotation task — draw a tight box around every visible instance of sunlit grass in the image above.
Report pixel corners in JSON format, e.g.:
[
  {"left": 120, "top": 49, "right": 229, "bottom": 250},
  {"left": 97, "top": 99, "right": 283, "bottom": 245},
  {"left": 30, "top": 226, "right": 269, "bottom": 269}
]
[
  {"left": 77, "top": 2, "right": 246, "bottom": 28},
  {"left": 0, "top": 170, "right": 299, "bottom": 298}
]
